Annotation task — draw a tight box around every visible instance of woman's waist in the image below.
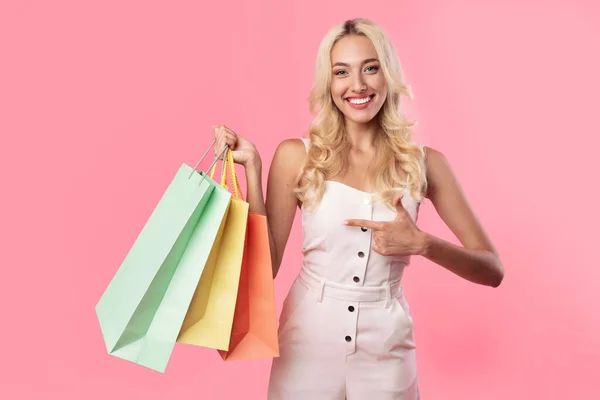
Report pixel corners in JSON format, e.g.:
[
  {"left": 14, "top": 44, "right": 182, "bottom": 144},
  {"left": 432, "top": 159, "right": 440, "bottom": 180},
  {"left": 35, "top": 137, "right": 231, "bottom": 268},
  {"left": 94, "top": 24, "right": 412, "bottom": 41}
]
[{"left": 297, "top": 264, "right": 405, "bottom": 302}]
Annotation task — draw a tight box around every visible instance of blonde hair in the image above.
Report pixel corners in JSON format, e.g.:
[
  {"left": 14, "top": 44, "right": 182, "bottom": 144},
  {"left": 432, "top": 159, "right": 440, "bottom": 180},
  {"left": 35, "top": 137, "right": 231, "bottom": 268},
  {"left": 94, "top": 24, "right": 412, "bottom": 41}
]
[{"left": 295, "top": 18, "right": 427, "bottom": 209}]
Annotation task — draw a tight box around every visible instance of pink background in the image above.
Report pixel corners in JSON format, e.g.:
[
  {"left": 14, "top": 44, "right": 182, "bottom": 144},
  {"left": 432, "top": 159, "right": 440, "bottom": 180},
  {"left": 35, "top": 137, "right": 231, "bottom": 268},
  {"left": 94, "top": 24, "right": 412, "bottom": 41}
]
[{"left": 1, "top": 0, "right": 599, "bottom": 398}]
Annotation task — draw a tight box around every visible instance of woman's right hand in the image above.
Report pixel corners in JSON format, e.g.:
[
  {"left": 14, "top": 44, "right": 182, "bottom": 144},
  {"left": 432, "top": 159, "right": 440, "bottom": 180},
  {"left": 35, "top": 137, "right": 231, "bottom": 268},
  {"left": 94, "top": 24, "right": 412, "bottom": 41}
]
[{"left": 213, "top": 125, "right": 260, "bottom": 168}]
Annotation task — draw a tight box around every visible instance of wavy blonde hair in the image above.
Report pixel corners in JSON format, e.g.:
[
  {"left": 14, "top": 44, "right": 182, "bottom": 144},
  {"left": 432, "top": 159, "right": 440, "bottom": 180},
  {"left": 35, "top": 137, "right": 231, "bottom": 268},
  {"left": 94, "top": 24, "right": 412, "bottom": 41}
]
[{"left": 294, "top": 18, "right": 427, "bottom": 210}]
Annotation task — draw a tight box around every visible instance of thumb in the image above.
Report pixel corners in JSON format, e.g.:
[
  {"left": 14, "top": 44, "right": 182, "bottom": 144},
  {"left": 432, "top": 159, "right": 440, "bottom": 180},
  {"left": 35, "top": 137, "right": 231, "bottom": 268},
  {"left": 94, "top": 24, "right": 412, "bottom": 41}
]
[{"left": 394, "top": 194, "right": 405, "bottom": 215}]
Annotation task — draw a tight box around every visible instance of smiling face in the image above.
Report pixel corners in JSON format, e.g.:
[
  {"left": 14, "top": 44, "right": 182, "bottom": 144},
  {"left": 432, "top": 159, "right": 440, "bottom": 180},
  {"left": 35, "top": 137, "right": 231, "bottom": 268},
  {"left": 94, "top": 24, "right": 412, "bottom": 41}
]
[{"left": 330, "top": 34, "right": 388, "bottom": 126}]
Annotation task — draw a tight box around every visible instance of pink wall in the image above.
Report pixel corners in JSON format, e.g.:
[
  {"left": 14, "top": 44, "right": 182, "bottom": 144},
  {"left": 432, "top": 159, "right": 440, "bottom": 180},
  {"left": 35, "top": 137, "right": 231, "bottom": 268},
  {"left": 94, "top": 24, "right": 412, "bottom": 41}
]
[{"left": 1, "top": 0, "right": 598, "bottom": 398}]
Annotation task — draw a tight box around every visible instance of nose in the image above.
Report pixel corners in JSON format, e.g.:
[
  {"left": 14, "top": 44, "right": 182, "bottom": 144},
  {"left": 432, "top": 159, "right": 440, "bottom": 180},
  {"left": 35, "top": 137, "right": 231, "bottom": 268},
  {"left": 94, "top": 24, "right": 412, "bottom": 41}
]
[{"left": 351, "top": 74, "right": 367, "bottom": 92}]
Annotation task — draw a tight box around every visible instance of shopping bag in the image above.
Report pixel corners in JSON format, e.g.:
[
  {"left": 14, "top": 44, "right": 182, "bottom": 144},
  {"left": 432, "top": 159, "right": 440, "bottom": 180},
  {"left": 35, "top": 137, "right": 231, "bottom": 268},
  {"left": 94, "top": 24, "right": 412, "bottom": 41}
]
[
  {"left": 95, "top": 142, "right": 232, "bottom": 373},
  {"left": 217, "top": 162, "right": 280, "bottom": 361},
  {"left": 177, "top": 149, "right": 249, "bottom": 350}
]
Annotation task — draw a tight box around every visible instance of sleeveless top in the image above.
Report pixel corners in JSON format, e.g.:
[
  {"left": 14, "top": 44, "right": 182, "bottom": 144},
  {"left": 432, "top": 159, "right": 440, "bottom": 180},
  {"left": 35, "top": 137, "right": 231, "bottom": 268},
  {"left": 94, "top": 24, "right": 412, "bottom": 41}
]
[{"left": 298, "top": 137, "right": 422, "bottom": 287}]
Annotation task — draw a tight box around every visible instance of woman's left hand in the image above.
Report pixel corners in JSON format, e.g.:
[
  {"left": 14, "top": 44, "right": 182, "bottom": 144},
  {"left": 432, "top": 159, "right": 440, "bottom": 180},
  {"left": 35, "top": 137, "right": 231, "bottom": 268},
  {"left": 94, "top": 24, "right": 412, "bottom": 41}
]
[
  {"left": 344, "top": 194, "right": 428, "bottom": 257},
  {"left": 212, "top": 125, "right": 260, "bottom": 168}
]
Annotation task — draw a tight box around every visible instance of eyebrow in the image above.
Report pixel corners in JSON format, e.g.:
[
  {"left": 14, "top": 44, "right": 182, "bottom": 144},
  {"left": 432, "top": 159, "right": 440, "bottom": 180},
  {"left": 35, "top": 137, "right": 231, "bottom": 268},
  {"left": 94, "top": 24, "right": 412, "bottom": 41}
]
[{"left": 332, "top": 58, "right": 380, "bottom": 67}]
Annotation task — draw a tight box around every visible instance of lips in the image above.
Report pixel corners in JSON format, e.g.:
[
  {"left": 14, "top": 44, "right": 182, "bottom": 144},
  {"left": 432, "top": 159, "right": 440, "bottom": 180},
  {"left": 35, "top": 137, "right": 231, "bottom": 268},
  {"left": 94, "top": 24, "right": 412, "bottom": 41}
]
[
  {"left": 346, "top": 95, "right": 374, "bottom": 105},
  {"left": 344, "top": 94, "right": 375, "bottom": 109}
]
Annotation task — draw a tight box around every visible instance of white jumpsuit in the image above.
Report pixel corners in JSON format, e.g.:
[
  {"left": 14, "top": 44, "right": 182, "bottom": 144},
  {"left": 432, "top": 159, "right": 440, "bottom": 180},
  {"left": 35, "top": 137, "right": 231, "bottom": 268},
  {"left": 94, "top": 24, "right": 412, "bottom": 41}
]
[{"left": 267, "top": 138, "right": 421, "bottom": 399}]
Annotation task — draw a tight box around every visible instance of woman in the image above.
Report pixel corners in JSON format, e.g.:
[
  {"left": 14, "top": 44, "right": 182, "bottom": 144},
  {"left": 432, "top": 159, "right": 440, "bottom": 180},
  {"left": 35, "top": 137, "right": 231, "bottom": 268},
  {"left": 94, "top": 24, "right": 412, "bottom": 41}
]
[{"left": 213, "top": 18, "right": 503, "bottom": 400}]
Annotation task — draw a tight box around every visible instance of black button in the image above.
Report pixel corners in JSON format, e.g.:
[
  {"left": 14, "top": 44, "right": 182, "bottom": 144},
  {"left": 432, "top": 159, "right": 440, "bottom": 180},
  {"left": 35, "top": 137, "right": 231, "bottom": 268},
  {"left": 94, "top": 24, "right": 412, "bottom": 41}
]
[
  {"left": 358, "top": 251, "right": 365, "bottom": 258},
  {"left": 361, "top": 227, "right": 368, "bottom": 232},
  {"left": 348, "top": 305, "right": 355, "bottom": 312},
  {"left": 345, "top": 335, "right": 352, "bottom": 342},
  {"left": 353, "top": 276, "right": 360, "bottom": 283}
]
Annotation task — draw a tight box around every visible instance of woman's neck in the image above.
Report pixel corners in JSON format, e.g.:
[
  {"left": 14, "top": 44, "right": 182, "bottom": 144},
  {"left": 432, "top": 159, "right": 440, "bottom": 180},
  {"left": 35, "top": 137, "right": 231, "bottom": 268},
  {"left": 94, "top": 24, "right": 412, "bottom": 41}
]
[{"left": 344, "top": 119, "right": 380, "bottom": 152}]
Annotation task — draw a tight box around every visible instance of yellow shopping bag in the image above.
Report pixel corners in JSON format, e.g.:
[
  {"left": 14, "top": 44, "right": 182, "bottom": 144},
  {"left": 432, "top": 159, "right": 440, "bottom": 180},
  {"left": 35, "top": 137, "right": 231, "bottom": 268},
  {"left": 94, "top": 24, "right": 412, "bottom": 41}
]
[{"left": 177, "top": 149, "right": 249, "bottom": 350}]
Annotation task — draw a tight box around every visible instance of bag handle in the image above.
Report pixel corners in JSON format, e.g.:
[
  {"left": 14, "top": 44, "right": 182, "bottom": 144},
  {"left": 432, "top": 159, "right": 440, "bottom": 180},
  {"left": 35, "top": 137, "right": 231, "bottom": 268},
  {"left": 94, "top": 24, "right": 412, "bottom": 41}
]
[
  {"left": 226, "top": 149, "right": 244, "bottom": 200},
  {"left": 210, "top": 148, "right": 244, "bottom": 200},
  {"left": 187, "top": 139, "right": 245, "bottom": 200},
  {"left": 188, "top": 139, "right": 228, "bottom": 183},
  {"left": 209, "top": 150, "right": 229, "bottom": 190}
]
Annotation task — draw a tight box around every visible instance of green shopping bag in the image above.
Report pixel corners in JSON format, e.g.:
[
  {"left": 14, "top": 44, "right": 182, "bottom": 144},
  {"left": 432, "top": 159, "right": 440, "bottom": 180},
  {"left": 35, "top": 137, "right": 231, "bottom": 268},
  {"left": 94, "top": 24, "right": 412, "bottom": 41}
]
[{"left": 95, "top": 142, "right": 232, "bottom": 373}]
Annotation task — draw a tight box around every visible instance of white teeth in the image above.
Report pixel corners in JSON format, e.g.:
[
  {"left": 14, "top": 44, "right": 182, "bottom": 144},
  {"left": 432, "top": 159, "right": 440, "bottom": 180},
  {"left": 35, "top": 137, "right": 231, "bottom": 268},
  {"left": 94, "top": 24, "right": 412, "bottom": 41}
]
[{"left": 348, "top": 96, "right": 372, "bottom": 105}]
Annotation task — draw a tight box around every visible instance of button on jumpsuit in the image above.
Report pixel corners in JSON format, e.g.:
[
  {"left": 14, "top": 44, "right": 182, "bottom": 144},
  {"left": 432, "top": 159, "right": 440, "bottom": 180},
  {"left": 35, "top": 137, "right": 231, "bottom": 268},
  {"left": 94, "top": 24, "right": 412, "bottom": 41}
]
[{"left": 267, "top": 138, "right": 421, "bottom": 399}]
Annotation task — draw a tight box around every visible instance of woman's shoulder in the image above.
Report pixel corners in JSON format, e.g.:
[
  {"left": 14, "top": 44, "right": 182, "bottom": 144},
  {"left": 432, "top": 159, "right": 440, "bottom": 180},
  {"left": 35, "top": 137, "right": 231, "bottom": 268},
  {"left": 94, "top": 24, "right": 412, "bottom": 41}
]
[
  {"left": 271, "top": 137, "right": 309, "bottom": 171},
  {"left": 419, "top": 144, "right": 454, "bottom": 198},
  {"left": 275, "top": 137, "right": 309, "bottom": 155},
  {"left": 421, "top": 145, "right": 445, "bottom": 165}
]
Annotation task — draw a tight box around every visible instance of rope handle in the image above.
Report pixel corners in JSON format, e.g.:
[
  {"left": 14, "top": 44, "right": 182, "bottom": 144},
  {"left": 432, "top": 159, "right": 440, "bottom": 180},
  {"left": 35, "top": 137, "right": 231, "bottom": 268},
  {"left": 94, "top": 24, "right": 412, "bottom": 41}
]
[{"left": 207, "top": 148, "right": 244, "bottom": 200}]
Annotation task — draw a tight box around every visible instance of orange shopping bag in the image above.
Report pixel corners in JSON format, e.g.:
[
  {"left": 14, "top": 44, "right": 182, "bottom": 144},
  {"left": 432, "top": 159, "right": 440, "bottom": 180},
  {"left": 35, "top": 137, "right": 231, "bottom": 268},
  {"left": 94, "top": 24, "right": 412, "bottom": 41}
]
[{"left": 217, "top": 158, "right": 279, "bottom": 361}]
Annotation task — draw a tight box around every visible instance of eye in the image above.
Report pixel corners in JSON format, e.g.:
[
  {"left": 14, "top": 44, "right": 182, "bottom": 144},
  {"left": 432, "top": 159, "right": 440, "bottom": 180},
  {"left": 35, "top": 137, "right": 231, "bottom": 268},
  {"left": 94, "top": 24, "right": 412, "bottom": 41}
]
[
  {"left": 334, "top": 70, "right": 347, "bottom": 76},
  {"left": 365, "top": 65, "right": 379, "bottom": 73}
]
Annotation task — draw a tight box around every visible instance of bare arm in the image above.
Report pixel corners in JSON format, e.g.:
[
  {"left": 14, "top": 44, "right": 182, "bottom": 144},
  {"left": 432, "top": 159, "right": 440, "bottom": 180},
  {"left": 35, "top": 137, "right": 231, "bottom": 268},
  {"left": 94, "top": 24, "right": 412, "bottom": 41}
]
[
  {"left": 243, "top": 139, "right": 306, "bottom": 278},
  {"left": 419, "top": 146, "right": 504, "bottom": 287}
]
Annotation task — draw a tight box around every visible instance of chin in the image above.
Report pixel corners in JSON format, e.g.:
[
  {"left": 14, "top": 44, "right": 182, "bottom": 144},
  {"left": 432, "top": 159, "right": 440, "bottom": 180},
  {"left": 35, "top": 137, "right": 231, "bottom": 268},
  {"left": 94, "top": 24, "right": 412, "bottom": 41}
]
[
  {"left": 346, "top": 114, "right": 377, "bottom": 125},
  {"left": 343, "top": 107, "right": 382, "bottom": 125}
]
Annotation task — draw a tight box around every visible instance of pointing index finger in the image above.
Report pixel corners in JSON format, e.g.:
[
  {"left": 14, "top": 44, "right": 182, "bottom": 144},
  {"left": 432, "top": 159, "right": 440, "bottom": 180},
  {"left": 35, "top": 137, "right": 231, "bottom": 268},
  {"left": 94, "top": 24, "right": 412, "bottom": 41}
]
[{"left": 344, "top": 219, "right": 380, "bottom": 230}]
